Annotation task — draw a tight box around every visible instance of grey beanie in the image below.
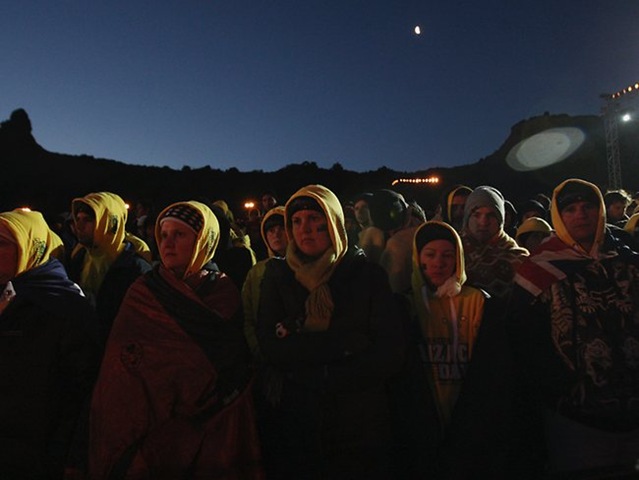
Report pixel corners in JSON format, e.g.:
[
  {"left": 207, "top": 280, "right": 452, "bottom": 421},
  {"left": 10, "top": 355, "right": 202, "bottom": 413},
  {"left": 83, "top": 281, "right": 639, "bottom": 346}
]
[{"left": 463, "top": 186, "right": 505, "bottom": 228}]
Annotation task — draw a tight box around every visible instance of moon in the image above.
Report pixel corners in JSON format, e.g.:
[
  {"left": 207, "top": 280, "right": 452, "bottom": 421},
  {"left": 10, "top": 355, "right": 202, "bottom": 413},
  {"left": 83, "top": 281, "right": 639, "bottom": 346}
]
[{"left": 414, "top": 26, "right": 421, "bottom": 35}]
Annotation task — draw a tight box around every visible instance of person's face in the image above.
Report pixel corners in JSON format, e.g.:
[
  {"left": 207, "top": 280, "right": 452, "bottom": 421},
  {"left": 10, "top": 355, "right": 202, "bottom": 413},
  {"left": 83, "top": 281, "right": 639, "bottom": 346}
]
[
  {"left": 560, "top": 201, "right": 599, "bottom": 248},
  {"left": 159, "top": 218, "right": 197, "bottom": 277},
  {"left": 419, "top": 239, "right": 456, "bottom": 288},
  {"left": 607, "top": 201, "right": 626, "bottom": 223},
  {"left": 74, "top": 211, "right": 96, "bottom": 247},
  {"left": 266, "top": 224, "right": 288, "bottom": 257},
  {"left": 0, "top": 226, "right": 18, "bottom": 285},
  {"left": 291, "top": 210, "right": 332, "bottom": 258},
  {"left": 262, "top": 195, "right": 276, "bottom": 211},
  {"left": 450, "top": 194, "right": 467, "bottom": 225},
  {"left": 354, "top": 200, "right": 371, "bottom": 225},
  {"left": 467, "top": 206, "right": 500, "bottom": 243}
]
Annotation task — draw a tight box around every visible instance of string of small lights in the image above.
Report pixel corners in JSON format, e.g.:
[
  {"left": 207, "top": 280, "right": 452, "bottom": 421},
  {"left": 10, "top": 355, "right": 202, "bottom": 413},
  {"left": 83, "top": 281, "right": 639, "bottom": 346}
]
[
  {"left": 391, "top": 176, "right": 440, "bottom": 186},
  {"left": 608, "top": 81, "right": 639, "bottom": 100}
]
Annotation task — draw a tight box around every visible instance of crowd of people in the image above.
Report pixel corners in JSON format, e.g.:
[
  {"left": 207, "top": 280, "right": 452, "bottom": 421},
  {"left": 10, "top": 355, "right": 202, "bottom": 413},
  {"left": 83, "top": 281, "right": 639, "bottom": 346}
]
[{"left": 1, "top": 179, "right": 639, "bottom": 479}]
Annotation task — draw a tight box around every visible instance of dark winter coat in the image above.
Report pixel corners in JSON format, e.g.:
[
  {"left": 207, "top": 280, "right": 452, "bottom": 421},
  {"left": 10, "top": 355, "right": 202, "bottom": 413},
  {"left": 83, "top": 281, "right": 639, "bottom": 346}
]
[
  {"left": 256, "top": 249, "right": 405, "bottom": 479},
  {"left": 0, "top": 259, "right": 101, "bottom": 479},
  {"left": 68, "top": 242, "right": 151, "bottom": 342}
]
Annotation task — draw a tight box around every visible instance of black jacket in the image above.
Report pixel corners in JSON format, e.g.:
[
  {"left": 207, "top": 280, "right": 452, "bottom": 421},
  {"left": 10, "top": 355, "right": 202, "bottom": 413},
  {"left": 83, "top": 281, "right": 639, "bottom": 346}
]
[
  {"left": 68, "top": 242, "right": 152, "bottom": 342},
  {"left": 0, "top": 259, "right": 101, "bottom": 479},
  {"left": 256, "top": 249, "right": 405, "bottom": 479}
]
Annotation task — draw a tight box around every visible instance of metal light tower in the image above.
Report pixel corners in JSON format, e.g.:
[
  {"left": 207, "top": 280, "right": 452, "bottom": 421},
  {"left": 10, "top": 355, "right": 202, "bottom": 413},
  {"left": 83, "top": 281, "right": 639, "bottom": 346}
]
[{"left": 600, "top": 81, "right": 639, "bottom": 189}]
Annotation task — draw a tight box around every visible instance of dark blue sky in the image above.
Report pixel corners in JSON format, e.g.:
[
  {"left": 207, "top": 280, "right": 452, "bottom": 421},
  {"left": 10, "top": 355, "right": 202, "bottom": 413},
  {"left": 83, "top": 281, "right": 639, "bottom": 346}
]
[{"left": 4, "top": 1, "right": 638, "bottom": 172}]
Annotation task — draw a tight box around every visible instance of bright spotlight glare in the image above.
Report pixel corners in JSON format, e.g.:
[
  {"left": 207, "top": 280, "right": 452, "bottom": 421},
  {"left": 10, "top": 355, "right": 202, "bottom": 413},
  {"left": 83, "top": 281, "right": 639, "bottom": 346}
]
[
  {"left": 506, "top": 127, "right": 585, "bottom": 172},
  {"left": 622, "top": 113, "right": 632, "bottom": 122}
]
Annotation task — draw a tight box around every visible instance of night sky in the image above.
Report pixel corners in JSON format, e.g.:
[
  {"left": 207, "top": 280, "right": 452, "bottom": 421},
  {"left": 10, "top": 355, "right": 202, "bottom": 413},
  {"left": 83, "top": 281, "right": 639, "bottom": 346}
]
[{"left": 4, "top": 1, "right": 638, "bottom": 172}]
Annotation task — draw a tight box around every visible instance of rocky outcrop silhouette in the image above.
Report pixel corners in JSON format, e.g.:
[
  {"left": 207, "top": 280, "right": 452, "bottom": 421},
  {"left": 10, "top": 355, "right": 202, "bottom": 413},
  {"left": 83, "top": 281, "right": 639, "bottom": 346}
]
[
  {"left": 1, "top": 108, "right": 636, "bottom": 219},
  {"left": 0, "top": 109, "right": 42, "bottom": 156}
]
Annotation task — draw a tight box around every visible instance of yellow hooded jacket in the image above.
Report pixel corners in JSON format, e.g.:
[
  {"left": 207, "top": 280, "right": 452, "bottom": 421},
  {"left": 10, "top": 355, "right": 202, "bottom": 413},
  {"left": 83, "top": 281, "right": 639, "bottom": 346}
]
[
  {"left": 242, "top": 206, "right": 286, "bottom": 358},
  {"left": 410, "top": 221, "right": 486, "bottom": 430}
]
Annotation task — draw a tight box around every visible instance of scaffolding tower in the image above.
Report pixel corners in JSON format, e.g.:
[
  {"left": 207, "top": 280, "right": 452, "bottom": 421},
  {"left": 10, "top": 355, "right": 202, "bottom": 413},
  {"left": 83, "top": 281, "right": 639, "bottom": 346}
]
[{"left": 600, "top": 81, "right": 639, "bottom": 189}]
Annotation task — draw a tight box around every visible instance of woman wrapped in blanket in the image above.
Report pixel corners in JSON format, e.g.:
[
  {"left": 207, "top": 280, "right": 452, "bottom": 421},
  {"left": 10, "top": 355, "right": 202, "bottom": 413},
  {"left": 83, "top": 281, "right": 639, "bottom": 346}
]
[
  {"left": 89, "top": 201, "right": 263, "bottom": 480},
  {"left": 0, "top": 209, "right": 100, "bottom": 479},
  {"left": 256, "top": 184, "right": 404, "bottom": 479}
]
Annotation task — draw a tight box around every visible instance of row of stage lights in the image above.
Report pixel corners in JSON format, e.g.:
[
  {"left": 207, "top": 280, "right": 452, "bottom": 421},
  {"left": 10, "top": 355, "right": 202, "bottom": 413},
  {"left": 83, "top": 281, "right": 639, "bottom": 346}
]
[
  {"left": 609, "top": 81, "right": 639, "bottom": 99},
  {"left": 391, "top": 176, "right": 440, "bottom": 186},
  {"left": 239, "top": 178, "right": 442, "bottom": 213}
]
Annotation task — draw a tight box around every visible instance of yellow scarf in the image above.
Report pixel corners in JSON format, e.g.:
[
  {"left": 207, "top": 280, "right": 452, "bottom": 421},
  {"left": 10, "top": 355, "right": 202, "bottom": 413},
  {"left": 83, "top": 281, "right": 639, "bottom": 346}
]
[{"left": 285, "top": 185, "right": 348, "bottom": 332}]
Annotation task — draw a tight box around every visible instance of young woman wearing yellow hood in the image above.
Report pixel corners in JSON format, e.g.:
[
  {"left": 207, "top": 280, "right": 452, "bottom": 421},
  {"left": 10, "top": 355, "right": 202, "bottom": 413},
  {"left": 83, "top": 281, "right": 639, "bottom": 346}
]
[
  {"left": 257, "top": 184, "right": 404, "bottom": 479},
  {"left": 398, "top": 220, "right": 512, "bottom": 478}
]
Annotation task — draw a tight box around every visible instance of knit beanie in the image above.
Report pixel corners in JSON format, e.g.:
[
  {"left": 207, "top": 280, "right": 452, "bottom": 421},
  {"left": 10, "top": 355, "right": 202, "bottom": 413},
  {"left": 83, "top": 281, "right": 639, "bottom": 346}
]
[
  {"left": 262, "top": 210, "right": 285, "bottom": 233},
  {"left": 415, "top": 221, "right": 457, "bottom": 254},
  {"left": 286, "top": 196, "right": 323, "bottom": 220},
  {"left": 556, "top": 181, "right": 600, "bottom": 212},
  {"left": 517, "top": 199, "right": 547, "bottom": 221},
  {"left": 463, "top": 186, "right": 505, "bottom": 228},
  {"left": 159, "top": 203, "right": 204, "bottom": 234},
  {"left": 368, "top": 189, "right": 409, "bottom": 232}
]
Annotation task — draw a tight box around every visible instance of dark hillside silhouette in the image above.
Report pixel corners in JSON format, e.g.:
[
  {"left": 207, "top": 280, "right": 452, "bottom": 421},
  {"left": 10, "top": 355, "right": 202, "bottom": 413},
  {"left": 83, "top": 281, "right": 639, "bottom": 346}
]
[{"left": 1, "top": 108, "right": 637, "bottom": 219}]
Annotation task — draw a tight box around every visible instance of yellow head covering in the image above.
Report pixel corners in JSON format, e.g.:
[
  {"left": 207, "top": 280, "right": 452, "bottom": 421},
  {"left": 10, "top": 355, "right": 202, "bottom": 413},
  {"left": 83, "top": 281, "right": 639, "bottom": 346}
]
[
  {"left": 71, "top": 192, "right": 129, "bottom": 297},
  {"left": 285, "top": 184, "right": 348, "bottom": 263},
  {"left": 515, "top": 217, "right": 553, "bottom": 242},
  {"left": 551, "top": 178, "right": 605, "bottom": 258},
  {"left": 124, "top": 232, "right": 153, "bottom": 263},
  {"left": 411, "top": 220, "right": 466, "bottom": 300},
  {"left": 213, "top": 199, "right": 236, "bottom": 224},
  {"left": 0, "top": 209, "right": 64, "bottom": 277},
  {"left": 260, "top": 206, "right": 286, "bottom": 258},
  {"left": 446, "top": 185, "right": 472, "bottom": 225},
  {"left": 284, "top": 184, "right": 348, "bottom": 332},
  {"left": 155, "top": 201, "right": 220, "bottom": 280},
  {"left": 71, "top": 192, "right": 128, "bottom": 261}
]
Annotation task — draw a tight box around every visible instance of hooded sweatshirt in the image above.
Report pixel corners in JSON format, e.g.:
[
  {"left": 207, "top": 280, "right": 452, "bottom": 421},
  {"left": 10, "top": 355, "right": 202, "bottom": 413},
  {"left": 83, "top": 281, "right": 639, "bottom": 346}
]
[
  {"left": 511, "top": 178, "right": 639, "bottom": 431},
  {"left": 410, "top": 221, "right": 486, "bottom": 430},
  {"left": 242, "top": 206, "right": 286, "bottom": 358}
]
